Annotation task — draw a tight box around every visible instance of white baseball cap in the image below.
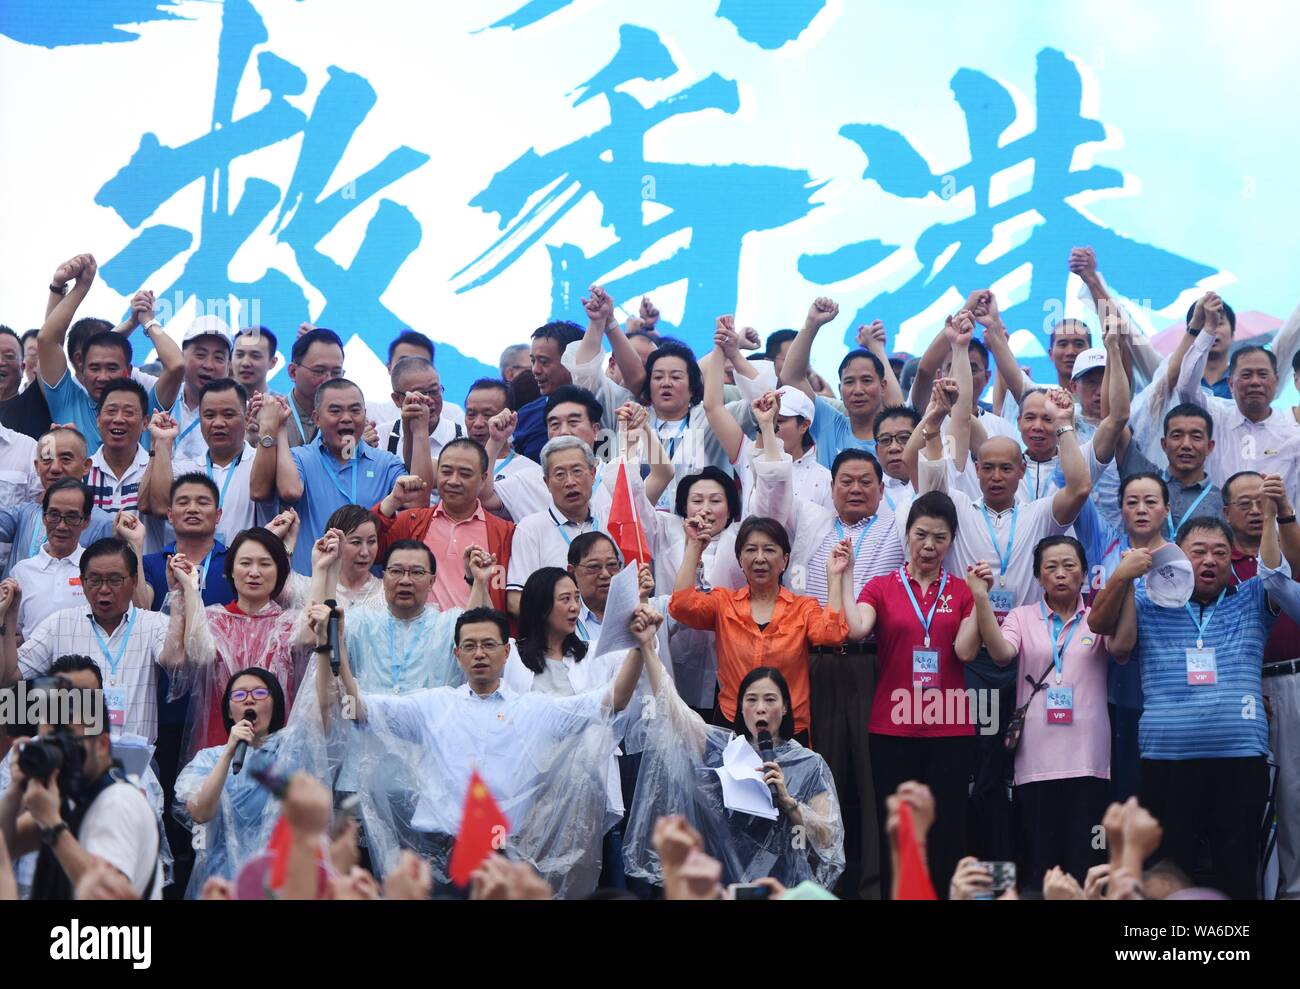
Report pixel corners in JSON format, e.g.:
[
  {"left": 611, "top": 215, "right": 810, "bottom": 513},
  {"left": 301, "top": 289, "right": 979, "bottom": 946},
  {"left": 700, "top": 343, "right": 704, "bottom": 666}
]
[
  {"left": 1145, "top": 542, "right": 1195, "bottom": 608},
  {"left": 1070, "top": 348, "right": 1107, "bottom": 381},
  {"left": 776, "top": 385, "right": 815, "bottom": 423},
  {"left": 183, "top": 315, "right": 234, "bottom": 348}
]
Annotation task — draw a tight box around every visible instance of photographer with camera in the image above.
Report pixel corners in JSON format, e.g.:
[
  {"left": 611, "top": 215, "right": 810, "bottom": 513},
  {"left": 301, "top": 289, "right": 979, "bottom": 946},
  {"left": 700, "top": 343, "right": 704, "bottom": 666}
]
[{"left": 0, "top": 655, "right": 162, "bottom": 899}]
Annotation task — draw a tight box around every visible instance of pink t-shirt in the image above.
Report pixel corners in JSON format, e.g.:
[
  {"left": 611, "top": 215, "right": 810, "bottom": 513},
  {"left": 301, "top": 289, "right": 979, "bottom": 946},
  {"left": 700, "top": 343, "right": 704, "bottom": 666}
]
[{"left": 1000, "top": 601, "right": 1112, "bottom": 785}]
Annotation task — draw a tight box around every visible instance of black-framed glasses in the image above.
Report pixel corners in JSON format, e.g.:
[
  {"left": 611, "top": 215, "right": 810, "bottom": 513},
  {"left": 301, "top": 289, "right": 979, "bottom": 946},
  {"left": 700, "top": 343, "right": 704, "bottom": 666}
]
[
  {"left": 230, "top": 687, "right": 271, "bottom": 703},
  {"left": 578, "top": 560, "right": 622, "bottom": 576},
  {"left": 385, "top": 566, "right": 431, "bottom": 580},
  {"left": 44, "top": 509, "right": 86, "bottom": 528},
  {"left": 83, "top": 574, "right": 129, "bottom": 589}
]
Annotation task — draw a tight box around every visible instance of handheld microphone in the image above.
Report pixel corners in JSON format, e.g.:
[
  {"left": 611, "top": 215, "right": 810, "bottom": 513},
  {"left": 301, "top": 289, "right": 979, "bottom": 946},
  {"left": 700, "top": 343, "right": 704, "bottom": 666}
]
[
  {"left": 756, "top": 729, "right": 777, "bottom": 799},
  {"left": 324, "top": 598, "right": 340, "bottom": 676},
  {"left": 232, "top": 708, "right": 256, "bottom": 775}
]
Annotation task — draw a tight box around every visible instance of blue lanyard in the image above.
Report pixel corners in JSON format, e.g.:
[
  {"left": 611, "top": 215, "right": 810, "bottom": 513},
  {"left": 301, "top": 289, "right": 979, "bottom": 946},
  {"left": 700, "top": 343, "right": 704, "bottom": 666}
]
[
  {"left": 656, "top": 415, "right": 690, "bottom": 460},
  {"left": 196, "top": 547, "right": 215, "bottom": 589},
  {"left": 884, "top": 487, "right": 896, "bottom": 511},
  {"left": 1184, "top": 587, "right": 1227, "bottom": 649},
  {"left": 980, "top": 503, "right": 1018, "bottom": 586},
  {"left": 1039, "top": 603, "right": 1083, "bottom": 681},
  {"left": 899, "top": 566, "right": 947, "bottom": 648},
  {"left": 318, "top": 444, "right": 359, "bottom": 503},
  {"left": 170, "top": 395, "right": 202, "bottom": 445},
  {"left": 576, "top": 616, "right": 594, "bottom": 642},
  {"left": 834, "top": 516, "right": 876, "bottom": 559},
  {"left": 288, "top": 398, "right": 309, "bottom": 445},
  {"left": 555, "top": 513, "right": 601, "bottom": 545},
  {"left": 205, "top": 451, "right": 243, "bottom": 509},
  {"left": 494, "top": 451, "right": 516, "bottom": 480},
  {"left": 1164, "top": 479, "right": 1213, "bottom": 540},
  {"left": 387, "top": 615, "right": 421, "bottom": 689},
  {"left": 88, "top": 607, "right": 138, "bottom": 680}
]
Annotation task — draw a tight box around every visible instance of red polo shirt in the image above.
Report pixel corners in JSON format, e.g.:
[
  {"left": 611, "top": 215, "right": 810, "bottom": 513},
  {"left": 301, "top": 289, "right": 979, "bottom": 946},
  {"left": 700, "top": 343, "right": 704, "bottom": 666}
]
[
  {"left": 1228, "top": 554, "right": 1300, "bottom": 664},
  {"left": 859, "top": 566, "right": 975, "bottom": 737}
]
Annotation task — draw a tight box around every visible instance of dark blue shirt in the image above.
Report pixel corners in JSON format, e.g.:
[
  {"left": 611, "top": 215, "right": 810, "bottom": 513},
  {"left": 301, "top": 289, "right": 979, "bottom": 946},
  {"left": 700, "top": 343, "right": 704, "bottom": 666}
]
[
  {"left": 515, "top": 395, "right": 548, "bottom": 464},
  {"left": 142, "top": 540, "right": 233, "bottom": 613}
]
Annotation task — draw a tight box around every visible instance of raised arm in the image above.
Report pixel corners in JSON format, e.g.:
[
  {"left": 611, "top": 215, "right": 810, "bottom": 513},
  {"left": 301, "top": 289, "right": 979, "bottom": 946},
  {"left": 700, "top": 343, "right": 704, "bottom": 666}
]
[
  {"left": 0, "top": 581, "right": 19, "bottom": 688},
  {"left": 703, "top": 317, "right": 746, "bottom": 464},
  {"left": 402, "top": 393, "right": 436, "bottom": 493},
  {"left": 38, "top": 254, "right": 97, "bottom": 388},
  {"left": 858, "top": 320, "right": 904, "bottom": 408},
  {"left": 970, "top": 291, "right": 1025, "bottom": 402},
  {"left": 148, "top": 307, "right": 185, "bottom": 410},
  {"left": 606, "top": 296, "right": 647, "bottom": 400},
  {"left": 1086, "top": 549, "right": 1151, "bottom": 653},
  {"left": 909, "top": 317, "right": 956, "bottom": 411},
  {"left": 1088, "top": 318, "right": 1130, "bottom": 466},
  {"left": 946, "top": 312, "right": 976, "bottom": 471},
  {"left": 906, "top": 385, "right": 954, "bottom": 495},
  {"left": 1048, "top": 389, "right": 1093, "bottom": 525},
  {"left": 966, "top": 564, "right": 1015, "bottom": 664},
  {"left": 138, "top": 411, "right": 180, "bottom": 517},
  {"left": 1261, "top": 474, "right": 1300, "bottom": 575},
  {"left": 778, "top": 298, "right": 839, "bottom": 401},
  {"left": 477, "top": 409, "right": 517, "bottom": 513}
]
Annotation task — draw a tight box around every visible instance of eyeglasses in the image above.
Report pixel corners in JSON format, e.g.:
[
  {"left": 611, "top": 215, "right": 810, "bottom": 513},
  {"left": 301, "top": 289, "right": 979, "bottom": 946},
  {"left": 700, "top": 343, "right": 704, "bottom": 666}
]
[
  {"left": 230, "top": 688, "right": 271, "bottom": 703},
  {"left": 301, "top": 364, "right": 344, "bottom": 378},
  {"left": 875, "top": 432, "right": 911, "bottom": 448},
  {"left": 44, "top": 510, "right": 86, "bottom": 528},
  {"left": 578, "top": 560, "right": 622, "bottom": 576},
  {"left": 83, "top": 574, "right": 129, "bottom": 589},
  {"left": 459, "top": 640, "right": 503, "bottom": 655},
  {"left": 384, "top": 566, "right": 431, "bottom": 580},
  {"left": 1230, "top": 497, "right": 1266, "bottom": 511}
]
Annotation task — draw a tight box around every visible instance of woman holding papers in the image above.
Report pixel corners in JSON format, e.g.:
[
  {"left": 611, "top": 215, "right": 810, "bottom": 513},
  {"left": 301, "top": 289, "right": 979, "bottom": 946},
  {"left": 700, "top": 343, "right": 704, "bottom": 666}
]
[{"left": 624, "top": 625, "right": 844, "bottom": 889}]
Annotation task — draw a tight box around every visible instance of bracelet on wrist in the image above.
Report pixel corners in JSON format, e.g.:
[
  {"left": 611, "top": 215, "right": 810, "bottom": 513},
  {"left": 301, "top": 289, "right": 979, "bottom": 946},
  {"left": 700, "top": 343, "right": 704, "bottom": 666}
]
[{"left": 49, "top": 282, "right": 68, "bottom": 296}]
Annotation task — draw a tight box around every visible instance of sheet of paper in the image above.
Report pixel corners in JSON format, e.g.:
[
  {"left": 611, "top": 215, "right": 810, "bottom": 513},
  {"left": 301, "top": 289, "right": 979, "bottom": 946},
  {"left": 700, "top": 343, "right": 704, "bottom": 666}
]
[
  {"left": 713, "top": 734, "right": 778, "bottom": 820},
  {"left": 592, "top": 563, "right": 643, "bottom": 660}
]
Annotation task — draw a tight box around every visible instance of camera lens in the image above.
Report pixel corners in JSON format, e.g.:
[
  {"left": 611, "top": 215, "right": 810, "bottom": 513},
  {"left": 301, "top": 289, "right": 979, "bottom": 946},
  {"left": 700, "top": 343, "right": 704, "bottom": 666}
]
[{"left": 17, "top": 737, "right": 64, "bottom": 783}]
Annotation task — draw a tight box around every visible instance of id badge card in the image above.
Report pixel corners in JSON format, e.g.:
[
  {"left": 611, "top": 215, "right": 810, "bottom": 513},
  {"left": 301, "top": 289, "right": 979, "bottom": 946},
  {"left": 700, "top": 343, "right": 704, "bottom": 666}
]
[
  {"left": 104, "top": 686, "right": 127, "bottom": 728},
  {"left": 1044, "top": 685, "right": 1074, "bottom": 724},
  {"left": 987, "top": 589, "right": 1016, "bottom": 615},
  {"left": 1186, "top": 648, "right": 1217, "bottom": 686},
  {"left": 912, "top": 648, "right": 939, "bottom": 687}
]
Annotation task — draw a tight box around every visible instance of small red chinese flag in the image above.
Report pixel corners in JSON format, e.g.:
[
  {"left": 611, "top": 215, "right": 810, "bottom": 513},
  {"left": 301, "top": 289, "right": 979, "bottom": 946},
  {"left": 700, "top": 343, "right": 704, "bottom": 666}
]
[
  {"left": 607, "top": 462, "right": 652, "bottom": 567},
  {"left": 266, "top": 816, "right": 295, "bottom": 890},
  {"left": 449, "top": 769, "right": 510, "bottom": 886},
  {"left": 895, "top": 801, "right": 938, "bottom": 900}
]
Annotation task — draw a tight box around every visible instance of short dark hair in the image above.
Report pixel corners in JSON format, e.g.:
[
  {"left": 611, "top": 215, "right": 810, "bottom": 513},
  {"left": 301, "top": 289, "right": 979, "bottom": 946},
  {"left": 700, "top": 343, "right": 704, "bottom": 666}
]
[
  {"left": 234, "top": 325, "right": 278, "bottom": 360},
  {"left": 1185, "top": 299, "right": 1236, "bottom": 335},
  {"left": 326, "top": 503, "right": 377, "bottom": 536},
  {"left": 313, "top": 377, "right": 363, "bottom": 411},
  {"left": 968, "top": 337, "right": 990, "bottom": 371},
  {"left": 567, "top": 531, "right": 620, "bottom": 567},
  {"left": 381, "top": 538, "right": 436, "bottom": 574},
  {"left": 626, "top": 329, "right": 662, "bottom": 348},
  {"left": 20, "top": 327, "right": 40, "bottom": 347},
  {"left": 764, "top": 329, "right": 797, "bottom": 359},
  {"left": 42, "top": 478, "right": 92, "bottom": 517},
  {"left": 906, "top": 490, "right": 958, "bottom": 537},
  {"left": 439, "top": 437, "right": 489, "bottom": 473},
  {"left": 222, "top": 667, "right": 287, "bottom": 735},
  {"left": 516, "top": 567, "right": 587, "bottom": 674},
  {"left": 1032, "top": 535, "right": 1087, "bottom": 577},
  {"left": 465, "top": 377, "right": 511, "bottom": 407},
  {"left": 1228, "top": 345, "right": 1277, "bottom": 377},
  {"left": 641, "top": 341, "right": 704, "bottom": 407},
  {"left": 224, "top": 528, "right": 291, "bottom": 599},
  {"left": 1162, "top": 402, "right": 1213, "bottom": 439},
  {"left": 0, "top": 326, "right": 20, "bottom": 350},
  {"left": 531, "top": 321, "right": 584, "bottom": 350},
  {"left": 170, "top": 471, "right": 221, "bottom": 505},
  {"left": 1047, "top": 319, "right": 1093, "bottom": 350},
  {"left": 734, "top": 516, "right": 791, "bottom": 564},
  {"left": 96, "top": 378, "right": 148, "bottom": 417},
  {"left": 1221, "top": 470, "right": 1263, "bottom": 505},
  {"left": 830, "top": 448, "right": 884, "bottom": 484},
  {"left": 50, "top": 655, "right": 104, "bottom": 688},
  {"left": 837, "top": 348, "right": 885, "bottom": 380},
  {"left": 199, "top": 377, "right": 248, "bottom": 408},
  {"left": 291, "top": 327, "right": 344, "bottom": 366},
  {"left": 1292, "top": 349, "right": 1300, "bottom": 375},
  {"left": 69, "top": 318, "right": 115, "bottom": 360},
  {"left": 387, "top": 329, "right": 435, "bottom": 366},
  {"left": 1119, "top": 471, "right": 1170, "bottom": 506},
  {"left": 873, "top": 404, "right": 920, "bottom": 437},
  {"left": 80, "top": 537, "right": 139, "bottom": 578},
  {"left": 675, "top": 466, "right": 741, "bottom": 524},
  {"left": 544, "top": 385, "right": 603, "bottom": 425},
  {"left": 733, "top": 666, "right": 796, "bottom": 743},
  {"left": 455, "top": 607, "right": 511, "bottom": 647},
  {"left": 1175, "top": 516, "right": 1234, "bottom": 547},
  {"left": 83, "top": 331, "right": 133, "bottom": 367}
]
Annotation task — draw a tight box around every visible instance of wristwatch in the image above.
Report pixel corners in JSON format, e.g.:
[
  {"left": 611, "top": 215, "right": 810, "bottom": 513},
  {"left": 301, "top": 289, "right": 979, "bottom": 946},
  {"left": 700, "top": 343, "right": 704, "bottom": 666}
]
[
  {"left": 1055, "top": 425, "right": 1074, "bottom": 437},
  {"left": 40, "top": 821, "right": 69, "bottom": 846},
  {"left": 48, "top": 282, "right": 67, "bottom": 297},
  {"left": 1278, "top": 514, "right": 1297, "bottom": 526},
  {"left": 259, "top": 434, "right": 276, "bottom": 449},
  {"left": 313, "top": 644, "right": 332, "bottom": 654},
  {"left": 142, "top": 319, "right": 162, "bottom": 333}
]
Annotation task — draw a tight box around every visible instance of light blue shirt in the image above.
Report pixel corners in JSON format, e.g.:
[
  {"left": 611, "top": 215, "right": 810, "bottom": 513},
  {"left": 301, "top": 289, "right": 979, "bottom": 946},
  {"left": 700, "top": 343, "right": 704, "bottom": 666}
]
[
  {"left": 362, "top": 682, "right": 607, "bottom": 835},
  {"left": 809, "top": 395, "right": 876, "bottom": 469},
  {"left": 39, "top": 370, "right": 163, "bottom": 453},
  {"left": 286, "top": 436, "right": 405, "bottom": 574},
  {"left": 344, "top": 606, "right": 465, "bottom": 695},
  {"left": 0, "top": 502, "right": 114, "bottom": 578}
]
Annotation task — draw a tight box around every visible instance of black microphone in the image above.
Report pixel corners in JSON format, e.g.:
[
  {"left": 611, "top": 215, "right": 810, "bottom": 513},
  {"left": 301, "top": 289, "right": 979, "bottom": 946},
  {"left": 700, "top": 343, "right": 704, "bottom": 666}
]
[
  {"left": 324, "top": 598, "right": 341, "bottom": 676},
  {"left": 756, "top": 729, "right": 777, "bottom": 799},
  {"left": 232, "top": 708, "right": 256, "bottom": 775}
]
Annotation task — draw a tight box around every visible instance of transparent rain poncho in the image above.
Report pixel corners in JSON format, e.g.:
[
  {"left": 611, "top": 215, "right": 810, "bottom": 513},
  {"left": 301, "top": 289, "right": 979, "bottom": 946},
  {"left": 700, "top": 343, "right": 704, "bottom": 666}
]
[
  {"left": 302, "top": 659, "right": 619, "bottom": 899},
  {"left": 172, "top": 718, "right": 328, "bottom": 899},
  {"left": 624, "top": 682, "right": 845, "bottom": 890},
  {"left": 172, "top": 601, "right": 312, "bottom": 766}
]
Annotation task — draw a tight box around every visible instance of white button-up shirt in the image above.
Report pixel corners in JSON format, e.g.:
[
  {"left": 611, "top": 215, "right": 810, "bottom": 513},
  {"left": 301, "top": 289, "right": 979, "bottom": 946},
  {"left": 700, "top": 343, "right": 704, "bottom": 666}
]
[
  {"left": 11, "top": 544, "right": 86, "bottom": 638},
  {"left": 506, "top": 503, "right": 613, "bottom": 592},
  {"left": 18, "top": 605, "right": 172, "bottom": 742}
]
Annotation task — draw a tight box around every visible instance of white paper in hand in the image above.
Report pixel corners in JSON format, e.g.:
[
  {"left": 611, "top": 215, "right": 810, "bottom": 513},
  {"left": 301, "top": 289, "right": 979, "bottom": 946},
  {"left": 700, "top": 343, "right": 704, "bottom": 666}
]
[
  {"left": 592, "top": 563, "right": 642, "bottom": 660},
  {"left": 714, "top": 734, "right": 778, "bottom": 820}
]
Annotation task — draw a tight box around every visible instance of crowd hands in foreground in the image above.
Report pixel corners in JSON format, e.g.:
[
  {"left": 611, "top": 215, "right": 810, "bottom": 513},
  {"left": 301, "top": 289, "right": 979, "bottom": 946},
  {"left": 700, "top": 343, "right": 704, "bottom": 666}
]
[{"left": 1, "top": 243, "right": 1299, "bottom": 901}]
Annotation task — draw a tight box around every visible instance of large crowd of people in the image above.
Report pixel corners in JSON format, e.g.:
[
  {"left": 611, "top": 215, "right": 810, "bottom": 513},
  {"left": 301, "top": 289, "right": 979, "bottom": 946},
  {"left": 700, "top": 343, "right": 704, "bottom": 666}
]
[{"left": 2, "top": 245, "right": 1299, "bottom": 902}]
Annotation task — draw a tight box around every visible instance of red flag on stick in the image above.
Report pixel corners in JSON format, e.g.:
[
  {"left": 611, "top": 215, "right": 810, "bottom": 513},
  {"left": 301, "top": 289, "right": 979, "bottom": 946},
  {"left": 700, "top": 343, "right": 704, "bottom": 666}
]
[
  {"left": 607, "top": 461, "right": 652, "bottom": 567},
  {"left": 895, "top": 801, "right": 938, "bottom": 900},
  {"left": 449, "top": 769, "right": 510, "bottom": 885}
]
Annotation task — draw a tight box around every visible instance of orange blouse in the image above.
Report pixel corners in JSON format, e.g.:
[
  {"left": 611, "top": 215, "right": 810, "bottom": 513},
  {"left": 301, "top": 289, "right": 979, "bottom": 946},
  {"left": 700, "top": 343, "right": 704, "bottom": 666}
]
[{"left": 669, "top": 585, "right": 848, "bottom": 735}]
